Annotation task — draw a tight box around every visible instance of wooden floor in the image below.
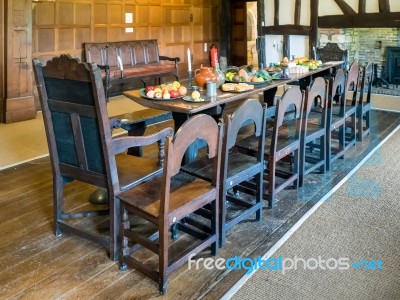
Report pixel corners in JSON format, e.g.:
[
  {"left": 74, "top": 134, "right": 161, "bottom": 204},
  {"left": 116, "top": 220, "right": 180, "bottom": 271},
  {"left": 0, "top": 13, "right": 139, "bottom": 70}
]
[{"left": 1, "top": 109, "right": 399, "bottom": 299}]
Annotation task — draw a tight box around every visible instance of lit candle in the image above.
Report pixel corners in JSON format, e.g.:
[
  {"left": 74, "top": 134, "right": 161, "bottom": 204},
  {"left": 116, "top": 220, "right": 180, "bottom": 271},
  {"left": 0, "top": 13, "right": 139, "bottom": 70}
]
[{"left": 187, "top": 48, "right": 192, "bottom": 72}]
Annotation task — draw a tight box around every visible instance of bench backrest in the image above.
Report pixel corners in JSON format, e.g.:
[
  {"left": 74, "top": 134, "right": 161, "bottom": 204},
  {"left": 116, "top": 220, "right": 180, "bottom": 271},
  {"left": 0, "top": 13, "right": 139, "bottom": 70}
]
[{"left": 84, "top": 40, "right": 161, "bottom": 68}]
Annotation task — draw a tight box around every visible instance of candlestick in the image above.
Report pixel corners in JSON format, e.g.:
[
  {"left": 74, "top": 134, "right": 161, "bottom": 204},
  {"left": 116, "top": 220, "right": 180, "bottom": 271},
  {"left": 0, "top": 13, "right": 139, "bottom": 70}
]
[
  {"left": 187, "top": 70, "right": 194, "bottom": 90},
  {"left": 187, "top": 48, "right": 192, "bottom": 72}
]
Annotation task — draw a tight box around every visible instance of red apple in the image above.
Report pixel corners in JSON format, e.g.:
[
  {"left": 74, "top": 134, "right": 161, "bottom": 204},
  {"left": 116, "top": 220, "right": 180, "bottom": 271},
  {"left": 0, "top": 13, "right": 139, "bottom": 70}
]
[
  {"left": 145, "top": 86, "right": 154, "bottom": 93},
  {"left": 169, "top": 90, "right": 180, "bottom": 98}
]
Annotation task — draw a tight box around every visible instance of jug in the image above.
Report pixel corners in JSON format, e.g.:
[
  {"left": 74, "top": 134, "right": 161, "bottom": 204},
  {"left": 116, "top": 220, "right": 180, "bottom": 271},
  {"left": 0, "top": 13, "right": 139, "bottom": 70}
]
[{"left": 195, "top": 67, "right": 217, "bottom": 91}]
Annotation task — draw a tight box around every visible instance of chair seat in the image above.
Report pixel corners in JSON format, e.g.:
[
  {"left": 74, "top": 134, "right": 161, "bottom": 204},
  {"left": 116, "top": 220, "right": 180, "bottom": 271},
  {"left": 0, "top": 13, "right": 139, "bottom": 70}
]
[
  {"left": 182, "top": 151, "right": 262, "bottom": 188},
  {"left": 305, "top": 122, "right": 325, "bottom": 138},
  {"left": 239, "top": 119, "right": 299, "bottom": 155},
  {"left": 307, "top": 110, "right": 324, "bottom": 126},
  {"left": 332, "top": 101, "right": 356, "bottom": 116},
  {"left": 118, "top": 172, "right": 216, "bottom": 224},
  {"left": 116, "top": 154, "right": 162, "bottom": 190},
  {"left": 237, "top": 135, "right": 299, "bottom": 163}
]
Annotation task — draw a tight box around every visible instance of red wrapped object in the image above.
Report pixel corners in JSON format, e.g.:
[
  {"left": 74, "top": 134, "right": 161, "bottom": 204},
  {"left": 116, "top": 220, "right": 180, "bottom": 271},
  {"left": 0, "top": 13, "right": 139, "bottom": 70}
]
[{"left": 210, "top": 44, "right": 218, "bottom": 68}]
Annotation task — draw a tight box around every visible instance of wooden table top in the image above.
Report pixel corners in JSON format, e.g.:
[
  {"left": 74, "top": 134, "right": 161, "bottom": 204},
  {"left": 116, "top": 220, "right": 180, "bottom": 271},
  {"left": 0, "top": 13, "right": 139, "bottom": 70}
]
[{"left": 123, "top": 62, "right": 342, "bottom": 115}]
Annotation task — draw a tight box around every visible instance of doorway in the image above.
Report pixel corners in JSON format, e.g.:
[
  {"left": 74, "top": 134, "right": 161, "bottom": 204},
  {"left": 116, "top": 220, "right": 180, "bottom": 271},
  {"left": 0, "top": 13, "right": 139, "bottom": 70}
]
[{"left": 230, "top": 0, "right": 257, "bottom": 67}]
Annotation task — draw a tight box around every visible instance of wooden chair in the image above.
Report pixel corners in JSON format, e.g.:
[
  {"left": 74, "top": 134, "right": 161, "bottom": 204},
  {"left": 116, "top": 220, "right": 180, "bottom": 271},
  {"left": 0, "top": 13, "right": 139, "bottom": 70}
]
[
  {"left": 342, "top": 61, "right": 359, "bottom": 148},
  {"left": 356, "top": 62, "right": 374, "bottom": 142},
  {"left": 181, "top": 99, "right": 267, "bottom": 246},
  {"left": 325, "top": 68, "right": 346, "bottom": 170},
  {"left": 236, "top": 87, "right": 303, "bottom": 207},
  {"left": 32, "top": 54, "right": 174, "bottom": 260},
  {"left": 117, "top": 114, "right": 222, "bottom": 294},
  {"left": 300, "top": 77, "right": 328, "bottom": 185}
]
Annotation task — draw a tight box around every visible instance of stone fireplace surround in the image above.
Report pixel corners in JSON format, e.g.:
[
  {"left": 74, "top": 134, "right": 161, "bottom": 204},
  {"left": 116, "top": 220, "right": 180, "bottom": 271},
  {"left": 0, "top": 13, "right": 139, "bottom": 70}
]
[{"left": 319, "top": 28, "right": 400, "bottom": 80}]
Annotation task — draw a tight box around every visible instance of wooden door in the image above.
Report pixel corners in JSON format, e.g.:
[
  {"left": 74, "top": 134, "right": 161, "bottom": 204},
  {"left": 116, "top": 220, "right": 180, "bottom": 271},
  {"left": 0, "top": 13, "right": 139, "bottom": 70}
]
[{"left": 231, "top": 1, "right": 247, "bottom": 66}]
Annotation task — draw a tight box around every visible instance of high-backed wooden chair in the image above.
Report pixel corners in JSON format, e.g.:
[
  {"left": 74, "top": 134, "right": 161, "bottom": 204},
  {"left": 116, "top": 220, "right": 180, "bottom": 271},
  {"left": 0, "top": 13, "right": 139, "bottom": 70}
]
[
  {"left": 181, "top": 99, "right": 267, "bottom": 246},
  {"left": 356, "top": 62, "right": 374, "bottom": 141},
  {"left": 33, "top": 54, "right": 174, "bottom": 260},
  {"left": 236, "top": 87, "right": 304, "bottom": 206},
  {"left": 117, "top": 114, "right": 222, "bottom": 294},
  {"left": 300, "top": 77, "right": 328, "bottom": 185},
  {"left": 342, "top": 61, "right": 359, "bottom": 147},
  {"left": 326, "top": 68, "right": 346, "bottom": 170}
]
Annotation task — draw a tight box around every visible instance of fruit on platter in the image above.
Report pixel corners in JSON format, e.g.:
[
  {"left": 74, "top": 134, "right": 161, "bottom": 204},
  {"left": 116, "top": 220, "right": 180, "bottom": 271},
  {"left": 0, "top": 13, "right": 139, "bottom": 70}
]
[
  {"left": 144, "top": 82, "right": 187, "bottom": 99},
  {"left": 191, "top": 90, "right": 201, "bottom": 100},
  {"left": 302, "top": 59, "right": 323, "bottom": 70},
  {"left": 280, "top": 57, "right": 289, "bottom": 67},
  {"left": 225, "top": 68, "right": 271, "bottom": 83}
]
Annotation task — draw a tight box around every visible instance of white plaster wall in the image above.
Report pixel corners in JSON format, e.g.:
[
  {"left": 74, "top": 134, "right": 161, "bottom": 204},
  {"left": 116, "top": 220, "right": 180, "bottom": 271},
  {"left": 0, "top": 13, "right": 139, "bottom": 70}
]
[
  {"left": 279, "top": 0, "right": 295, "bottom": 25},
  {"left": 264, "top": 0, "right": 274, "bottom": 26},
  {"left": 389, "top": 0, "right": 400, "bottom": 11},
  {"left": 290, "top": 35, "right": 309, "bottom": 59},
  {"left": 264, "top": 35, "right": 284, "bottom": 66},
  {"left": 318, "top": 0, "right": 343, "bottom": 16},
  {"left": 300, "top": 0, "right": 311, "bottom": 26}
]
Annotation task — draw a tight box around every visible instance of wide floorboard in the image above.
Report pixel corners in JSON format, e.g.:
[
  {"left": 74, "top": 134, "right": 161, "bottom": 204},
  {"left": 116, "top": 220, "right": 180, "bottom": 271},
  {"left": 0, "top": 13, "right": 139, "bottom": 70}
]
[{"left": 0, "top": 109, "right": 399, "bottom": 299}]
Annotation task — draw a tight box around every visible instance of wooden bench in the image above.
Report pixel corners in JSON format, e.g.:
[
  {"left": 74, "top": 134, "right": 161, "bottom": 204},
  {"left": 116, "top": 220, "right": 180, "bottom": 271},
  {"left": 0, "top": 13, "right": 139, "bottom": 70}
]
[{"left": 84, "top": 40, "right": 180, "bottom": 97}]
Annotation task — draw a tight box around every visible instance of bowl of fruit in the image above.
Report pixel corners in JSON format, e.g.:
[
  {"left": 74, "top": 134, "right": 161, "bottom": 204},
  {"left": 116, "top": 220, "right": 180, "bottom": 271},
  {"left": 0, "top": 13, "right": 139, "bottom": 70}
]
[{"left": 141, "top": 81, "right": 188, "bottom": 100}]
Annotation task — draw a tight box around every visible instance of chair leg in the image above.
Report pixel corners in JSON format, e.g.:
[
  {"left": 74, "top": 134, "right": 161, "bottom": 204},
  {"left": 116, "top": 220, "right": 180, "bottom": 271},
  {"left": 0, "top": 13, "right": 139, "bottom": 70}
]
[
  {"left": 255, "top": 173, "right": 262, "bottom": 222},
  {"left": 338, "top": 125, "right": 345, "bottom": 157},
  {"left": 267, "top": 161, "right": 276, "bottom": 207},
  {"left": 357, "top": 107, "right": 363, "bottom": 142},
  {"left": 54, "top": 178, "right": 64, "bottom": 237},
  {"left": 365, "top": 111, "right": 370, "bottom": 133},
  {"left": 219, "top": 188, "right": 227, "bottom": 248},
  {"left": 293, "top": 149, "right": 300, "bottom": 189},
  {"left": 211, "top": 199, "right": 219, "bottom": 255},
  {"left": 298, "top": 143, "right": 305, "bottom": 187},
  {"left": 159, "top": 225, "right": 169, "bottom": 295},
  {"left": 326, "top": 128, "right": 332, "bottom": 171},
  {"left": 170, "top": 224, "right": 179, "bottom": 240},
  {"left": 119, "top": 205, "right": 129, "bottom": 271},
  {"left": 319, "top": 135, "right": 326, "bottom": 174}
]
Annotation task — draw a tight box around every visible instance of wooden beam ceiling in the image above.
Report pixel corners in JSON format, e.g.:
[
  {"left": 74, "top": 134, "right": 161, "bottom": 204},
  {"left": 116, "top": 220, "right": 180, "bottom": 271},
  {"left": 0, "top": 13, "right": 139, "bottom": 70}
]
[
  {"left": 333, "top": 0, "right": 356, "bottom": 15},
  {"left": 379, "top": 0, "right": 390, "bottom": 13},
  {"left": 358, "top": 0, "right": 366, "bottom": 14},
  {"left": 319, "top": 12, "right": 400, "bottom": 28},
  {"left": 261, "top": 25, "right": 311, "bottom": 36}
]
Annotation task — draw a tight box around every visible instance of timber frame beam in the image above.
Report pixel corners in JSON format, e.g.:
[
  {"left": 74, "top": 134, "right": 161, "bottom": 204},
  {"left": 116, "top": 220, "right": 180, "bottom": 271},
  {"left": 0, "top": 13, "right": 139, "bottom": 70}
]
[{"left": 319, "top": 12, "right": 400, "bottom": 28}]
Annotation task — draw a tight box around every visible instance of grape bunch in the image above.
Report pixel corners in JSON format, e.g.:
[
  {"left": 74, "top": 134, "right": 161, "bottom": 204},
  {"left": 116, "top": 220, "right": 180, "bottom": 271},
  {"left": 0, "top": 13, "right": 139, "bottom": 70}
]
[{"left": 280, "top": 72, "right": 290, "bottom": 79}]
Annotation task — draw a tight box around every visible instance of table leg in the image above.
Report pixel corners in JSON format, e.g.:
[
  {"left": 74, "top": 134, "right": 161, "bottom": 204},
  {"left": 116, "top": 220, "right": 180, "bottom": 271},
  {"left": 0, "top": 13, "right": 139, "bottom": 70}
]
[{"left": 263, "top": 87, "right": 278, "bottom": 107}]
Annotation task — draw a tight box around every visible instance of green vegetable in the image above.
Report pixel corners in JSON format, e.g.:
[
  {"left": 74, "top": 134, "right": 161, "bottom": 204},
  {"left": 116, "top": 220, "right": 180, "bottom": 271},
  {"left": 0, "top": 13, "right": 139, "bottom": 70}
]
[
  {"left": 255, "top": 70, "right": 272, "bottom": 81},
  {"left": 272, "top": 72, "right": 282, "bottom": 79}
]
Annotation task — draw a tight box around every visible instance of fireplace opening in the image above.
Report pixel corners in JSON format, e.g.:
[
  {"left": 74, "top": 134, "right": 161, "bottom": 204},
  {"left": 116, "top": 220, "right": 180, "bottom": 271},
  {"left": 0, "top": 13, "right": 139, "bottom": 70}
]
[{"left": 386, "top": 47, "right": 400, "bottom": 84}]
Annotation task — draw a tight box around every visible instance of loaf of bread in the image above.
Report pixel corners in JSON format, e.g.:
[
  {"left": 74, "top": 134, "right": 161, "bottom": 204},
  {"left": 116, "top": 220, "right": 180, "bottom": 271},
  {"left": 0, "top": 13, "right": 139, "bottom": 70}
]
[{"left": 221, "top": 83, "right": 254, "bottom": 92}]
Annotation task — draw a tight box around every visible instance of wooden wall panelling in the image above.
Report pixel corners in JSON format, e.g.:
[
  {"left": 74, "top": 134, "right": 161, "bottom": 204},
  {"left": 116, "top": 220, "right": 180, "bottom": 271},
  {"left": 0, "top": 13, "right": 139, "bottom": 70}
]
[
  {"left": 163, "top": 5, "right": 190, "bottom": 61},
  {"left": 1, "top": 0, "right": 4, "bottom": 122},
  {"left": 5, "top": 0, "right": 35, "bottom": 123},
  {"left": 192, "top": 4, "right": 219, "bottom": 64},
  {"left": 27, "top": 0, "right": 221, "bottom": 122}
]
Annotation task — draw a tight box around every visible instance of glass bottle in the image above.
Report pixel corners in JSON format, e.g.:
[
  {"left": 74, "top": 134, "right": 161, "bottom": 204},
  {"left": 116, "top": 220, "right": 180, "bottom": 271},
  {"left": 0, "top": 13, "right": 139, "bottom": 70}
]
[{"left": 214, "top": 63, "right": 225, "bottom": 88}]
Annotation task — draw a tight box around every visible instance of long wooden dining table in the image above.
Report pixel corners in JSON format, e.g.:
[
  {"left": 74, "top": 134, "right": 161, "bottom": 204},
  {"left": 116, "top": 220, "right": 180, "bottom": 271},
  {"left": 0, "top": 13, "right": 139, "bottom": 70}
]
[{"left": 123, "top": 61, "right": 343, "bottom": 162}]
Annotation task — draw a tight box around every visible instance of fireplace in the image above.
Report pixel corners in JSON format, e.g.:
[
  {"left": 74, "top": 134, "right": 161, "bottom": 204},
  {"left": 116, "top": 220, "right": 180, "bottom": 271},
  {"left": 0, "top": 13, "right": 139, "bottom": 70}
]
[{"left": 386, "top": 47, "right": 400, "bottom": 84}]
